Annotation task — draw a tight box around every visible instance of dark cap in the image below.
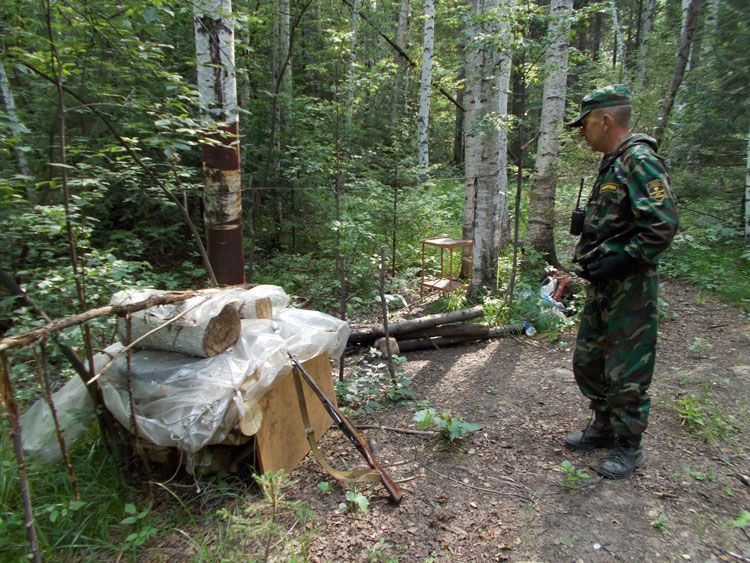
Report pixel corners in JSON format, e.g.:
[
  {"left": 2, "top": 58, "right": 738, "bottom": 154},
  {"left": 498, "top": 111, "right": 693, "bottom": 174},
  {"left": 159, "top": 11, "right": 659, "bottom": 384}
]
[{"left": 566, "top": 84, "right": 631, "bottom": 128}]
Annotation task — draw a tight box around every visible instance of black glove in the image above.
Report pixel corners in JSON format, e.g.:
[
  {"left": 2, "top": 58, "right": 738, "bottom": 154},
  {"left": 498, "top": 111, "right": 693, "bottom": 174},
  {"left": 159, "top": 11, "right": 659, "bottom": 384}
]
[
  {"left": 587, "top": 253, "right": 638, "bottom": 282},
  {"left": 575, "top": 266, "right": 592, "bottom": 282}
]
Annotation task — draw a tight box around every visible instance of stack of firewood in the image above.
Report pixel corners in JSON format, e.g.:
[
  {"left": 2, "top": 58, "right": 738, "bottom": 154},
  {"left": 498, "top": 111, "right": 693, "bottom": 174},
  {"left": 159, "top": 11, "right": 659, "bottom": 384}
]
[{"left": 347, "top": 306, "right": 522, "bottom": 353}]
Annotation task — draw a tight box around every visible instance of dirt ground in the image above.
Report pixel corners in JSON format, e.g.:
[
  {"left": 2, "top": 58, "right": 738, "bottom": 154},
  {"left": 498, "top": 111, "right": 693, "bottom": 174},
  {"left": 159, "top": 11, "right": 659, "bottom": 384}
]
[{"left": 283, "top": 280, "right": 750, "bottom": 562}]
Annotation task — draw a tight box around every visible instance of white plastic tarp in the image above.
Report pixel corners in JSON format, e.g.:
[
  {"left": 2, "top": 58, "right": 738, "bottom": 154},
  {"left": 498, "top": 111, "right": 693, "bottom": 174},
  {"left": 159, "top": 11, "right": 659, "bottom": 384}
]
[{"left": 98, "top": 287, "right": 349, "bottom": 454}]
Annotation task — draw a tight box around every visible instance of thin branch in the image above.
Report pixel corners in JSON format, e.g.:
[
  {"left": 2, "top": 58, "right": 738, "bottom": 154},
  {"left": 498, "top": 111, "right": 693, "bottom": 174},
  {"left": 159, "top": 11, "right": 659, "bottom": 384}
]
[
  {"left": 354, "top": 424, "right": 437, "bottom": 437},
  {"left": 0, "top": 291, "right": 198, "bottom": 354},
  {"left": 34, "top": 342, "right": 80, "bottom": 500},
  {"left": 0, "top": 353, "right": 42, "bottom": 563}
]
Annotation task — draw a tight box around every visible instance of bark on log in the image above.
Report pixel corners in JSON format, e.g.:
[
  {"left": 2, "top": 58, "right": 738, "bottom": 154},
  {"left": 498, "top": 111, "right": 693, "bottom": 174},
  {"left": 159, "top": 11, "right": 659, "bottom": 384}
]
[
  {"left": 397, "top": 323, "right": 522, "bottom": 352},
  {"left": 406, "top": 322, "right": 514, "bottom": 339},
  {"left": 348, "top": 305, "right": 485, "bottom": 345},
  {"left": 118, "top": 302, "right": 241, "bottom": 358},
  {"left": 0, "top": 291, "right": 198, "bottom": 354}
]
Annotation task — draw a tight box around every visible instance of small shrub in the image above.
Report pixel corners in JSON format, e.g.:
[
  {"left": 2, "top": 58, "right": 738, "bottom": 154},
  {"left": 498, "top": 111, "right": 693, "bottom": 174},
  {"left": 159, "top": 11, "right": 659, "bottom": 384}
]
[
  {"left": 560, "top": 460, "right": 591, "bottom": 489},
  {"left": 340, "top": 490, "right": 369, "bottom": 514},
  {"left": 413, "top": 408, "right": 479, "bottom": 442}
]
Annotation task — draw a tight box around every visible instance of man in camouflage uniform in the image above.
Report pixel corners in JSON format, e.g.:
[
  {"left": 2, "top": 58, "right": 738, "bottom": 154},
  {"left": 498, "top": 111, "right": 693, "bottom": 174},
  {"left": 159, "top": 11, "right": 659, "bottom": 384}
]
[{"left": 564, "top": 84, "right": 678, "bottom": 479}]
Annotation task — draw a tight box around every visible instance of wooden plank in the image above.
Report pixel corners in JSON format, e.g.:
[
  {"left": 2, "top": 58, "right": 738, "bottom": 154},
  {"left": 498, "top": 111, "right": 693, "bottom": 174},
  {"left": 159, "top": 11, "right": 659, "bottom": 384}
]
[{"left": 255, "top": 353, "right": 334, "bottom": 474}]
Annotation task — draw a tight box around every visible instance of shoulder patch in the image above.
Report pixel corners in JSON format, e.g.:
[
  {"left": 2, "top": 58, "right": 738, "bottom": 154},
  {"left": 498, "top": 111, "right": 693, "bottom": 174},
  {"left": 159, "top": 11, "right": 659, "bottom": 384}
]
[
  {"left": 646, "top": 179, "right": 667, "bottom": 201},
  {"left": 600, "top": 183, "right": 619, "bottom": 193}
]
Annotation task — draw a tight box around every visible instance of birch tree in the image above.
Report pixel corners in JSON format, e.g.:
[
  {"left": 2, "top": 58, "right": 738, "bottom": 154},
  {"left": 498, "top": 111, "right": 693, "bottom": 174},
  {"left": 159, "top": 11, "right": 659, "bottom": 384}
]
[
  {"left": 526, "top": 0, "right": 573, "bottom": 266},
  {"left": 652, "top": 0, "right": 701, "bottom": 145},
  {"left": 745, "top": 122, "right": 750, "bottom": 243},
  {"left": 700, "top": 0, "right": 720, "bottom": 60},
  {"left": 610, "top": 0, "right": 626, "bottom": 82},
  {"left": 390, "top": 0, "right": 412, "bottom": 122},
  {"left": 0, "top": 59, "right": 33, "bottom": 201},
  {"left": 346, "top": 0, "right": 360, "bottom": 126},
  {"left": 194, "top": 0, "right": 245, "bottom": 285},
  {"left": 417, "top": 0, "right": 435, "bottom": 169},
  {"left": 462, "top": 0, "right": 512, "bottom": 292},
  {"left": 635, "top": 0, "right": 656, "bottom": 88}
]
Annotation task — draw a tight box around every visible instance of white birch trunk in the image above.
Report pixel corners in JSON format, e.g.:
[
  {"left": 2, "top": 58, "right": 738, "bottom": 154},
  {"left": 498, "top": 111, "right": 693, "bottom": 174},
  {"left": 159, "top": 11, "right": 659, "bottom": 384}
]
[
  {"left": 681, "top": 0, "right": 696, "bottom": 71},
  {"left": 194, "top": 0, "right": 245, "bottom": 285},
  {"left": 280, "top": 0, "right": 292, "bottom": 93},
  {"left": 700, "top": 0, "right": 720, "bottom": 60},
  {"left": 526, "top": 0, "right": 573, "bottom": 265},
  {"left": 463, "top": 0, "right": 512, "bottom": 292},
  {"left": 346, "top": 0, "right": 360, "bottom": 126},
  {"left": 417, "top": 0, "right": 435, "bottom": 169},
  {"left": 390, "top": 0, "right": 412, "bottom": 122},
  {"left": 636, "top": 0, "right": 656, "bottom": 88},
  {"left": 0, "top": 59, "right": 33, "bottom": 201},
  {"left": 610, "top": 0, "right": 626, "bottom": 81},
  {"left": 496, "top": 41, "right": 512, "bottom": 247},
  {"left": 745, "top": 122, "right": 750, "bottom": 243}
]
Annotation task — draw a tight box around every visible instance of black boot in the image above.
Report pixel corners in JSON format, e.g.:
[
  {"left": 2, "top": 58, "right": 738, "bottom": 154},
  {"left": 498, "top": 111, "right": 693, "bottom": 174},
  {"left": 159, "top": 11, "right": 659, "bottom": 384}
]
[
  {"left": 564, "top": 411, "right": 616, "bottom": 450},
  {"left": 597, "top": 437, "right": 644, "bottom": 479}
]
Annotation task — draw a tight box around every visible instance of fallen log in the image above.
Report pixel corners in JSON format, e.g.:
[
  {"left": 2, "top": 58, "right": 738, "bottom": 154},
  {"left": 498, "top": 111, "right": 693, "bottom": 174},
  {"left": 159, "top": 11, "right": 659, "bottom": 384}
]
[
  {"left": 406, "top": 322, "right": 502, "bottom": 339},
  {"left": 397, "top": 323, "right": 522, "bottom": 352},
  {"left": 348, "top": 305, "right": 485, "bottom": 345}
]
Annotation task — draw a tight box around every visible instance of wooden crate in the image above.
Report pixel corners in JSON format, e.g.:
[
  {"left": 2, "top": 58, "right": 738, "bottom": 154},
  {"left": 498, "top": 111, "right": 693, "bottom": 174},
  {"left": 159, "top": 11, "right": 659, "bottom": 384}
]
[{"left": 254, "top": 352, "right": 335, "bottom": 474}]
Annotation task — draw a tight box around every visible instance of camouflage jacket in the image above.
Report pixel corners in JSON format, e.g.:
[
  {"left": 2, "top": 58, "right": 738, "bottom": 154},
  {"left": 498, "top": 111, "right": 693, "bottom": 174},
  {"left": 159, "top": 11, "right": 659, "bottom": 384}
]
[{"left": 574, "top": 133, "right": 679, "bottom": 268}]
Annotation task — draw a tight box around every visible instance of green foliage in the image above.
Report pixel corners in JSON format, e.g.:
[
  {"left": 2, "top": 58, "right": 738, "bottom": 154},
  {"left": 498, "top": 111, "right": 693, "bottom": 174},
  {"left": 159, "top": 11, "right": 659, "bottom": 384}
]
[
  {"left": 336, "top": 353, "right": 415, "bottom": 415},
  {"left": 729, "top": 510, "right": 750, "bottom": 530},
  {"left": 661, "top": 228, "right": 750, "bottom": 311},
  {"left": 213, "top": 470, "right": 315, "bottom": 561},
  {"left": 340, "top": 490, "right": 370, "bottom": 515},
  {"left": 317, "top": 481, "right": 332, "bottom": 495},
  {"left": 0, "top": 431, "right": 159, "bottom": 560},
  {"left": 413, "top": 408, "right": 479, "bottom": 442},
  {"left": 673, "top": 393, "right": 735, "bottom": 443},
  {"left": 559, "top": 460, "right": 591, "bottom": 490},
  {"left": 687, "top": 337, "right": 713, "bottom": 358},
  {"left": 650, "top": 513, "right": 669, "bottom": 533}
]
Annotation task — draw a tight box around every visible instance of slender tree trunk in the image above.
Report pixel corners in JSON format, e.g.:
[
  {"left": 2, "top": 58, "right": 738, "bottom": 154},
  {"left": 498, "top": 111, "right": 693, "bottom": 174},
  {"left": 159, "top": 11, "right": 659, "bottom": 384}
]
[
  {"left": 592, "top": 11, "right": 602, "bottom": 61},
  {"left": 0, "top": 354, "right": 41, "bottom": 563},
  {"left": 636, "top": 0, "right": 656, "bottom": 88},
  {"left": 700, "top": 0, "right": 720, "bottom": 60},
  {"left": 526, "top": 0, "right": 573, "bottom": 266},
  {"left": 681, "top": 0, "right": 696, "bottom": 71},
  {"left": 417, "top": 0, "right": 435, "bottom": 169},
  {"left": 610, "top": 0, "right": 626, "bottom": 82},
  {"left": 463, "top": 0, "right": 512, "bottom": 293},
  {"left": 194, "top": 0, "right": 245, "bottom": 285},
  {"left": 453, "top": 65, "right": 465, "bottom": 165},
  {"left": 0, "top": 59, "right": 33, "bottom": 201},
  {"left": 745, "top": 122, "right": 750, "bottom": 243},
  {"left": 346, "top": 0, "right": 360, "bottom": 126},
  {"left": 390, "top": 0, "right": 411, "bottom": 123},
  {"left": 652, "top": 0, "right": 701, "bottom": 146}
]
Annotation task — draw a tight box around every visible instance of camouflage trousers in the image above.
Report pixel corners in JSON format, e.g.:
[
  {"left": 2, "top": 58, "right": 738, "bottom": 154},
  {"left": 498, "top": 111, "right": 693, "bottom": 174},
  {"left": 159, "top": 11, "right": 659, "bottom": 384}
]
[{"left": 573, "top": 269, "right": 658, "bottom": 439}]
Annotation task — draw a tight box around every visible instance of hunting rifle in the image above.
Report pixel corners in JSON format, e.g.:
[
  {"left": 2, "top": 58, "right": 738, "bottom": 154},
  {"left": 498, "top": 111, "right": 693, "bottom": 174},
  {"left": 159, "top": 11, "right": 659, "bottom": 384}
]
[{"left": 287, "top": 352, "right": 403, "bottom": 504}]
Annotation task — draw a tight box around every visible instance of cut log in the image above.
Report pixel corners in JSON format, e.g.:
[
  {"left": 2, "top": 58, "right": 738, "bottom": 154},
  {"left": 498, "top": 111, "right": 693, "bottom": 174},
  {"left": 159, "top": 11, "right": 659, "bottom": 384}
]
[
  {"left": 407, "top": 322, "right": 499, "bottom": 339},
  {"left": 117, "top": 302, "right": 241, "bottom": 358},
  {"left": 348, "top": 305, "right": 485, "bottom": 345},
  {"left": 397, "top": 323, "right": 522, "bottom": 352}
]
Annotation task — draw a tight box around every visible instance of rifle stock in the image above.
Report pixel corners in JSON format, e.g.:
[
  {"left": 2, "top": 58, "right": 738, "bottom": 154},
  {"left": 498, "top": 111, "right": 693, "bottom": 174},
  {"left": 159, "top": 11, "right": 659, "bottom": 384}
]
[{"left": 288, "top": 353, "right": 403, "bottom": 504}]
